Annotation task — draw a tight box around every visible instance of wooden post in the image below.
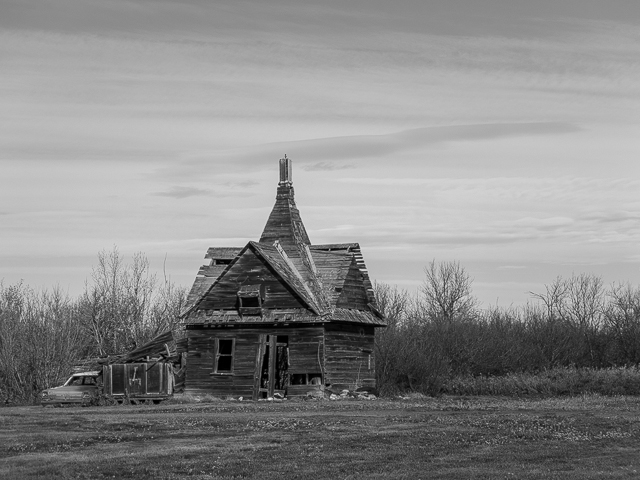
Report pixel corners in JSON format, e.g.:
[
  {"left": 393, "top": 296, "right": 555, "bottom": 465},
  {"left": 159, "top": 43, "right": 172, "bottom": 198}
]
[
  {"left": 253, "top": 334, "right": 267, "bottom": 400},
  {"left": 267, "top": 335, "right": 277, "bottom": 397}
]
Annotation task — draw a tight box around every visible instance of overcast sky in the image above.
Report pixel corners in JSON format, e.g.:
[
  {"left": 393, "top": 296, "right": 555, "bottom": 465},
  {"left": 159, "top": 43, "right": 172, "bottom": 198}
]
[{"left": 2, "top": 0, "right": 639, "bottom": 306}]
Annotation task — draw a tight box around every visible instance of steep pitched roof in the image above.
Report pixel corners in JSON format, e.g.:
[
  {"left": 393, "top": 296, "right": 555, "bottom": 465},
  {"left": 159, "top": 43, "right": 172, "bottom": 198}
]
[
  {"left": 258, "top": 156, "right": 310, "bottom": 249},
  {"left": 310, "top": 243, "right": 378, "bottom": 309},
  {"left": 182, "top": 157, "right": 385, "bottom": 326},
  {"left": 250, "top": 241, "right": 322, "bottom": 314},
  {"left": 182, "top": 247, "right": 243, "bottom": 314},
  {"left": 182, "top": 241, "right": 328, "bottom": 316}
]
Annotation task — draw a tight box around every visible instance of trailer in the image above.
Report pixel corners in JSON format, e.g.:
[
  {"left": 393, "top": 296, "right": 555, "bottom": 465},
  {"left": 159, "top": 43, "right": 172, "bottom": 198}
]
[{"left": 101, "top": 362, "right": 173, "bottom": 405}]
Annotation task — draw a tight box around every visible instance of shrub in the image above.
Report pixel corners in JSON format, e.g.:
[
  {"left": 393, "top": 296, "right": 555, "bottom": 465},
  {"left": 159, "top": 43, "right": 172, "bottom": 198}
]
[{"left": 441, "top": 367, "right": 640, "bottom": 397}]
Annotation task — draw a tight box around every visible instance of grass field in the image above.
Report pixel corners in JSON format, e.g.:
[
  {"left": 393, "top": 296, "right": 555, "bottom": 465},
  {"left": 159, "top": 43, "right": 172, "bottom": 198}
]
[{"left": 2, "top": 395, "right": 640, "bottom": 479}]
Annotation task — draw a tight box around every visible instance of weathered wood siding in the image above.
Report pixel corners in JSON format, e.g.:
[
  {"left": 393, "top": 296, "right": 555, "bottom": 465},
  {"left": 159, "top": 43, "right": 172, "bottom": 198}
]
[
  {"left": 323, "top": 323, "right": 376, "bottom": 390},
  {"left": 197, "top": 249, "right": 306, "bottom": 311},
  {"left": 185, "top": 327, "right": 257, "bottom": 398},
  {"left": 286, "top": 326, "right": 324, "bottom": 397},
  {"left": 287, "top": 326, "right": 324, "bottom": 375},
  {"left": 335, "top": 259, "right": 370, "bottom": 310},
  {"left": 185, "top": 325, "right": 324, "bottom": 398}
]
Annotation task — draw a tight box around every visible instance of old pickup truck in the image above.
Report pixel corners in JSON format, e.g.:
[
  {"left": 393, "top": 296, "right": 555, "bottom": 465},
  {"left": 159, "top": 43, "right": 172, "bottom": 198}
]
[{"left": 40, "top": 362, "right": 174, "bottom": 406}]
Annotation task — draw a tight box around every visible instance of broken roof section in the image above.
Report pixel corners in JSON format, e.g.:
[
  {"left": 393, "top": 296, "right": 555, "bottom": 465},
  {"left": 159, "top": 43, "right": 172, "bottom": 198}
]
[{"left": 182, "top": 156, "right": 384, "bottom": 326}]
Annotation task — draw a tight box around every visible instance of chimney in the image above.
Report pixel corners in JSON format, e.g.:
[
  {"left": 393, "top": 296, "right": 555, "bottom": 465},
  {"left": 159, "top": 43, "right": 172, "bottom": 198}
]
[{"left": 279, "top": 155, "right": 292, "bottom": 187}]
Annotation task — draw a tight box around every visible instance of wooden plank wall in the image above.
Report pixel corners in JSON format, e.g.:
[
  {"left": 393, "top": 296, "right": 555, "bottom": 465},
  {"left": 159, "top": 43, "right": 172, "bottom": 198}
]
[
  {"left": 186, "top": 328, "right": 256, "bottom": 398},
  {"left": 185, "top": 325, "right": 324, "bottom": 398},
  {"left": 336, "top": 259, "right": 370, "bottom": 310},
  {"left": 323, "top": 323, "right": 376, "bottom": 391},
  {"left": 197, "top": 251, "right": 306, "bottom": 311},
  {"left": 287, "top": 326, "right": 324, "bottom": 375},
  {"left": 279, "top": 326, "right": 325, "bottom": 398}
]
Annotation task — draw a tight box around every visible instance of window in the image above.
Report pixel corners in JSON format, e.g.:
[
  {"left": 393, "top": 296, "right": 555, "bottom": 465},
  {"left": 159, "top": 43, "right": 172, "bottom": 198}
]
[
  {"left": 214, "top": 338, "right": 235, "bottom": 374},
  {"left": 237, "top": 284, "right": 265, "bottom": 316},
  {"left": 291, "top": 373, "right": 321, "bottom": 385},
  {"left": 66, "top": 376, "right": 83, "bottom": 386}
]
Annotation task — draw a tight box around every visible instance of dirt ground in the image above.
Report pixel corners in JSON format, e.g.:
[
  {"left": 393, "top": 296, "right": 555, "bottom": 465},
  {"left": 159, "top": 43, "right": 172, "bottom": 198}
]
[{"left": 2, "top": 395, "right": 640, "bottom": 479}]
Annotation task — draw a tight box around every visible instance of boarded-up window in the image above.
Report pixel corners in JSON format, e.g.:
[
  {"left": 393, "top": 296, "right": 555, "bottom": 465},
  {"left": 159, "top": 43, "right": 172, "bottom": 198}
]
[{"left": 214, "top": 338, "right": 235, "bottom": 374}]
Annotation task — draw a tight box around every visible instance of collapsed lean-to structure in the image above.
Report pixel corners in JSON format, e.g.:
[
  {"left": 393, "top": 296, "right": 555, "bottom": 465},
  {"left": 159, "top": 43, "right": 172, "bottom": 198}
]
[{"left": 181, "top": 157, "right": 386, "bottom": 399}]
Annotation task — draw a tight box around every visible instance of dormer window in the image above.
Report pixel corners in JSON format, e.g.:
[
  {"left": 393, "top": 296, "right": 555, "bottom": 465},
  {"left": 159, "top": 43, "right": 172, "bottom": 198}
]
[{"left": 237, "top": 284, "right": 265, "bottom": 316}]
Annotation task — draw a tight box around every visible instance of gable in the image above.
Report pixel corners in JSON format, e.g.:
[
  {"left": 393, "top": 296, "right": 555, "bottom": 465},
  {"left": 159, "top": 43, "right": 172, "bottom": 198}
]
[
  {"left": 335, "top": 257, "right": 370, "bottom": 310},
  {"left": 194, "top": 246, "right": 308, "bottom": 312},
  {"left": 182, "top": 246, "right": 244, "bottom": 315},
  {"left": 309, "top": 250, "right": 352, "bottom": 305},
  {"left": 310, "top": 243, "right": 377, "bottom": 309}
]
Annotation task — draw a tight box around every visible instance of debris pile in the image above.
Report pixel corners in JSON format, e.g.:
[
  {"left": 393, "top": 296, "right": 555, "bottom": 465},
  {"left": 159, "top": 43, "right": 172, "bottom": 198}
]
[
  {"left": 304, "top": 387, "right": 378, "bottom": 401},
  {"left": 73, "top": 330, "right": 187, "bottom": 394}
]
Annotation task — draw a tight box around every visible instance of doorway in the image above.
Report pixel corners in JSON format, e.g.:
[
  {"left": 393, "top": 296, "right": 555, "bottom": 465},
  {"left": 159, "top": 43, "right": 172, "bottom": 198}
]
[{"left": 255, "top": 335, "right": 289, "bottom": 399}]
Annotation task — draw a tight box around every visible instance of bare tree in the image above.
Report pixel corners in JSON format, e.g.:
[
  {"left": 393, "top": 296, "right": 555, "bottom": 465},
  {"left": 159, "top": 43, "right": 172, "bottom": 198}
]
[
  {"left": 373, "top": 281, "right": 412, "bottom": 328},
  {"left": 0, "top": 283, "right": 85, "bottom": 403},
  {"left": 421, "top": 260, "right": 477, "bottom": 322},
  {"left": 521, "top": 301, "right": 577, "bottom": 368},
  {"left": 148, "top": 266, "right": 187, "bottom": 338},
  {"left": 604, "top": 282, "right": 640, "bottom": 364},
  {"left": 373, "top": 282, "right": 410, "bottom": 393},
  {"left": 531, "top": 273, "right": 606, "bottom": 365},
  {"left": 80, "top": 247, "right": 183, "bottom": 356},
  {"left": 530, "top": 276, "right": 568, "bottom": 322}
]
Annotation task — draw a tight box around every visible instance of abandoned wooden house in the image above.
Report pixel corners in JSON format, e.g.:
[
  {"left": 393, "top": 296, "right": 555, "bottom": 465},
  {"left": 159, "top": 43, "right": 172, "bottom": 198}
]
[{"left": 180, "top": 157, "right": 386, "bottom": 399}]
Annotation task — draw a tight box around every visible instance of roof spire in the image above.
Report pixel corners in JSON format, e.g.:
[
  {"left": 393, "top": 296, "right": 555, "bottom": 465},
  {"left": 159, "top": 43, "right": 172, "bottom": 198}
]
[
  {"left": 259, "top": 156, "right": 310, "bottom": 248},
  {"left": 279, "top": 155, "right": 292, "bottom": 186}
]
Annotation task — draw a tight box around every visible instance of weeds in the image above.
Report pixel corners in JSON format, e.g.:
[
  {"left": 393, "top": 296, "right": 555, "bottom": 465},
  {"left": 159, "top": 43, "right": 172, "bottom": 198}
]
[
  {"left": 166, "top": 393, "right": 224, "bottom": 404},
  {"left": 442, "top": 366, "right": 640, "bottom": 397}
]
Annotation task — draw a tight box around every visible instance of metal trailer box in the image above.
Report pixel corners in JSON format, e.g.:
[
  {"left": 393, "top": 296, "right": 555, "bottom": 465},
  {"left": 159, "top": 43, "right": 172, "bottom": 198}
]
[{"left": 102, "top": 362, "right": 173, "bottom": 404}]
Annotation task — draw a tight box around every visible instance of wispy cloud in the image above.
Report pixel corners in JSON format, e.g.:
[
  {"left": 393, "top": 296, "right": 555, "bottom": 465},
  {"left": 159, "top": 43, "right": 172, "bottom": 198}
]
[
  {"left": 153, "top": 181, "right": 263, "bottom": 199},
  {"left": 153, "top": 186, "right": 211, "bottom": 199},
  {"left": 581, "top": 211, "right": 640, "bottom": 224},
  {"left": 281, "top": 122, "right": 581, "bottom": 163},
  {"left": 303, "top": 162, "right": 357, "bottom": 171},
  {"left": 222, "top": 180, "right": 259, "bottom": 188},
  {"left": 2, "top": 0, "right": 639, "bottom": 306},
  {"left": 177, "top": 122, "right": 580, "bottom": 173}
]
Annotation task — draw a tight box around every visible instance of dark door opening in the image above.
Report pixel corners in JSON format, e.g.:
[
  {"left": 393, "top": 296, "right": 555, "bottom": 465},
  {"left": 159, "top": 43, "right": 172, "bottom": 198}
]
[{"left": 256, "top": 335, "right": 289, "bottom": 399}]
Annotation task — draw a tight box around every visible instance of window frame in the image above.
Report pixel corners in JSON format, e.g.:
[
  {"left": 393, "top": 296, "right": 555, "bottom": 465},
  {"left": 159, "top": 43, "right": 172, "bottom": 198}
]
[
  {"left": 237, "top": 284, "right": 265, "bottom": 316},
  {"left": 212, "top": 338, "right": 235, "bottom": 375}
]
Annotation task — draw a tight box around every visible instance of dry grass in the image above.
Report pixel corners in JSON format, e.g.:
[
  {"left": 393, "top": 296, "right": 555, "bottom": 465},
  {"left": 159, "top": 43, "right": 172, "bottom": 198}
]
[
  {"left": 443, "top": 367, "right": 640, "bottom": 397},
  {"left": 2, "top": 395, "right": 640, "bottom": 479}
]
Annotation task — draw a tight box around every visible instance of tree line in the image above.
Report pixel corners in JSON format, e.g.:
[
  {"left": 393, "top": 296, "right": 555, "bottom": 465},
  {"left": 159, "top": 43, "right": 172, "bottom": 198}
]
[
  {"left": 374, "top": 260, "right": 640, "bottom": 395},
  {"left": 2, "top": 253, "right": 639, "bottom": 403},
  {"left": 0, "top": 248, "right": 186, "bottom": 404}
]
